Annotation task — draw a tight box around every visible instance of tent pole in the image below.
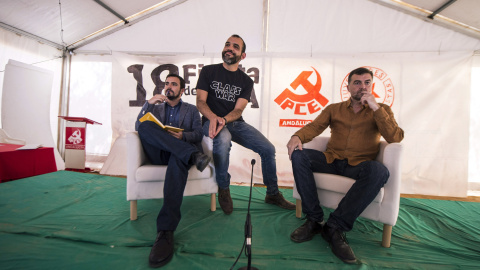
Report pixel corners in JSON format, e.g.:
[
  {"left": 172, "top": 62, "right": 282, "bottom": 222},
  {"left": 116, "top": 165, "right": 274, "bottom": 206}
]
[
  {"left": 258, "top": 0, "right": 270, "bottom": 135},
  {"left": 261, "top": 0, "right": 270, "bottom": 53},
  {"left": 57, "top": 50, "right": 72, "bottom": 159}
]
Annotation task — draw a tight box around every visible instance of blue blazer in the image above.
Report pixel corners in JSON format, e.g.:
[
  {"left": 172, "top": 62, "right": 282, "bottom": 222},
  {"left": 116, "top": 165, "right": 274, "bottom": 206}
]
[{"left": 135, "top": 100, "right": 204, "bottom": 152}]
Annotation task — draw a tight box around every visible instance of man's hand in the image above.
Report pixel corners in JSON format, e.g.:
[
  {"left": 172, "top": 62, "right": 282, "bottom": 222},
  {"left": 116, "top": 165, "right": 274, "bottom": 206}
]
[
  {"left": 360, "top": 90, "right": 380, "bottom": 111},
  {"left": 167, "top": 130, "right": 183, "bottom": 140},
  {"left": 287, "top": 135, "right": 303, "bottom": 160},
  {"left": 148, "top": 94, "right": 168, "bottom": 105},
  {"left": 209, "top": 116, "right": 226, "bottom": 139}
]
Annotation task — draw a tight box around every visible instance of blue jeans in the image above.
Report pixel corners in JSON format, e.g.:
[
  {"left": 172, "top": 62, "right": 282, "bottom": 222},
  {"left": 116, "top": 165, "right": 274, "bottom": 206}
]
[
  {"left": 203, "top": 120, "right": 279, "bottom": 195},
  {"left": 137, "top": 121, "right": 201, "bottom": 232},
  {"left": 291, "top": 149, "right": 389, "bottom": 232}
]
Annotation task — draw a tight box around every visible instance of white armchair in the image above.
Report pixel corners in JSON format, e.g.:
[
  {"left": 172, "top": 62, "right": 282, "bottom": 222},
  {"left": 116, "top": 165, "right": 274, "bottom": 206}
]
[
  {"left": 292, "top": 136, "right": 403, "bottom": 247},
  {"left": 127, "top": 132, "right": 218, "bottom": 220}
]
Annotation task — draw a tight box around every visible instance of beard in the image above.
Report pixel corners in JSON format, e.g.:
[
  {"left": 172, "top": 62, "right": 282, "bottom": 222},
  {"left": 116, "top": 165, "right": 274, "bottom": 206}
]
[
  {"left": 222, "top": 50, "right": 241, "bottom": 65},
  {"left": 166, "top": 89, "right": 181, "bottom": 100},
  {"left": 350, "top": 90, "right": 366, "bottom": 101},
  {"left": 351, "top": 93, "right": 363, "bottom": 101}
]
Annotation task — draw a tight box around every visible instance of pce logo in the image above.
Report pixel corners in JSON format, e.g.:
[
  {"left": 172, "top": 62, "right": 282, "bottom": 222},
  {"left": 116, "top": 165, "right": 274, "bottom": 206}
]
[
  {"left": 274, "top": 67, "right": 329, "bottom": 115},
  {"left": 68, "top": 129, "right": 83, "bottom": 145},
  {"left": 340, "top": 66, "right": 395, "bottom": 107}
]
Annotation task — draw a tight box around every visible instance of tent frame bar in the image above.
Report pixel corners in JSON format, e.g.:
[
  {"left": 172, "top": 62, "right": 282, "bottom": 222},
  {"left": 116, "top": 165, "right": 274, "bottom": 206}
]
[
  {"left": 93, "top": 0, "right": 129, "bottom": 24},
  {"left": 428, "top": 0, "right": 457, "bottom": 19}
]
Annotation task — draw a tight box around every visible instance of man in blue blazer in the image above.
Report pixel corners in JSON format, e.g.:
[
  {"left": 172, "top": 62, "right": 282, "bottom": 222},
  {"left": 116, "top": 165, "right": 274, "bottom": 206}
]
[{"left": 135, "top": 74, "right": 210, "bottom": 268}]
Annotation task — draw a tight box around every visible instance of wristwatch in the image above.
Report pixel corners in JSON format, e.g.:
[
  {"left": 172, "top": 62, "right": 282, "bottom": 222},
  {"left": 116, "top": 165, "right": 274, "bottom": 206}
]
[{"left": 223, "top": 117, "right": 227, "bottom": 124}]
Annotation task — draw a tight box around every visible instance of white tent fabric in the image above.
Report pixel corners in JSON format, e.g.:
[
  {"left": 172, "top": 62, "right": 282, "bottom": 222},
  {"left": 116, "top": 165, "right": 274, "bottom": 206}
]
[
  {"left": 1, "top": 0, "right": 480, "bottom": 197},
  {"left": 2, "top": 0, "right": 480, "bottom": 49},
  {"left": 79, "top": 0, "right": 480, "bottom": 54},
  {"left": 103, "top": 50, "right": 471, "bottom": 197},
  {"left": 79, "top": 0, "right": 265, "bottom": 54},
  {"left": 267, "top": 0, "right": 480, "bottom": 53}
]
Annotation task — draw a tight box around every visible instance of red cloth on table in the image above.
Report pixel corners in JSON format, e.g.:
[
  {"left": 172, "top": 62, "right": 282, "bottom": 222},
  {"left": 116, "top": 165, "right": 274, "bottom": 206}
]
[{"left": 0, "top": 143, "right": 57, "bottom": 182}]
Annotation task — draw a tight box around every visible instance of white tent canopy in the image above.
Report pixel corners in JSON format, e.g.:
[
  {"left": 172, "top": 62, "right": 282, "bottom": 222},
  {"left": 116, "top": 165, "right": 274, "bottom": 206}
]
[
  {"left": 1, "top": 0, "right": 480, "bottom": 51},
  {"left": 1, "top": 0, "right": 480, "bottom": 197}
]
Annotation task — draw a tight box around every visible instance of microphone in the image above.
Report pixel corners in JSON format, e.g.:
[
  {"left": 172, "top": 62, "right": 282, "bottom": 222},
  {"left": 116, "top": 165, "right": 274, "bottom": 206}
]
[
  {"left": 245, "top": 159, "right": 255, "bottom": 255},
  {"left": 244, "top": 212, "right": 252, "bottom": 254},
  {"left": 237, "top": 159, "right": 259, "bottom": 270}
]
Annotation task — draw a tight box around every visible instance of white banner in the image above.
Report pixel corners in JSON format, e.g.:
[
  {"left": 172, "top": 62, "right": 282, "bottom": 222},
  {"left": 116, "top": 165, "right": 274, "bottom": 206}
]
[
  {"left": 107, "top": 52, "right": 266, "bottom": 183},
  {"left": 108, "top": 51, "right": 472, "bottom": 197}
]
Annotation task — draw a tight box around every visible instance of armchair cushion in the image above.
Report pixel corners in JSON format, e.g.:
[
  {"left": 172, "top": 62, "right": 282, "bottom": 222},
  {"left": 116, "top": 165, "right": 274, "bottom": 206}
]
[
  {"left": 313, "top": 175, "right": 384, "bottom": 204},
  {"left": 136, "top": 165, "right": 212, "bottom": 182}
]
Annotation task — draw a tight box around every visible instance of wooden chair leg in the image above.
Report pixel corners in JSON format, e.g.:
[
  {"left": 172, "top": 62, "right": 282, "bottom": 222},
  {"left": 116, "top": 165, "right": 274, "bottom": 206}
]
[
  {"left": 210, "top": 193, "right": 216, "bottom": 211},
  {"left": 130, "top": 200, "right": 138, "bottom": 220},
  {"left": 382, "top": 224, "right": 392, "bottom": 248},
  {"left": 295, "top": 199, "right": 302, "bottom": 218}
]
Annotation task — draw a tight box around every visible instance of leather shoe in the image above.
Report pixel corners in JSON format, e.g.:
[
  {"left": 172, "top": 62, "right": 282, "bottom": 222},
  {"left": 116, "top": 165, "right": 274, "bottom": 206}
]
[
  {"left": 149, "top": 230, "right": 174, "bottom": 268},
  {"left": 265, "top": 192, "right": 296, "bottom": 210},
  {"left": 193, "top": 152, "right": 211, "bottom": 172},
  {"left": 218, "top": 187, "right": 233, "bottom": 215},
  {"left": 321, "top": 224, "right": 357, "bottom": 264},
  {"left": 290, "top": 219, "right": 323, "bottom": 243}
]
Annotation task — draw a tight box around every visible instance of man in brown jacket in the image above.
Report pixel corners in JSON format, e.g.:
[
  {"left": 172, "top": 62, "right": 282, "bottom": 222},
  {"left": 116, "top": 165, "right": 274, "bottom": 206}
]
[{"left": 286, "top": 67, "right": 404, "bottom": 264}]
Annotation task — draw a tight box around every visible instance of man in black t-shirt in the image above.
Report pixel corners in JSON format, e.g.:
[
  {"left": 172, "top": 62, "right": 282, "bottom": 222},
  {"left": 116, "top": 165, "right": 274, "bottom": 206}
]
[{"left": 196, "top": 34, "right": 295, "bottom": 214}]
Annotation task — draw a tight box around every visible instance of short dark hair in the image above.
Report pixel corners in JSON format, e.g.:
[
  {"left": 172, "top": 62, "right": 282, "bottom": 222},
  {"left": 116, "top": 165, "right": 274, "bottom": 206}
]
[
  {"left": 231, "top": 34, "right": 246, "bottom": 54},
  {"left": 348, "top": 67, "right": 373, "bottom": 84},
  {"left": 166, "top": 74, "right": 185, "bottom": 90}
]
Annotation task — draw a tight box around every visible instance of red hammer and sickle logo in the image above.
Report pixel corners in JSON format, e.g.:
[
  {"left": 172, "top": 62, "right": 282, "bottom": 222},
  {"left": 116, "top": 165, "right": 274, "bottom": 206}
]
[{"left": 274, "top": 67, "right": 329, "bottom": 114}]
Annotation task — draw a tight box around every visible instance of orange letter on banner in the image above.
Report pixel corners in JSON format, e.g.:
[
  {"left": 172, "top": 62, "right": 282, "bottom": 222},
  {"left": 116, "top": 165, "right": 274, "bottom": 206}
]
[
  {"left": 307, "top": 100, "right": 321, "bottom": 114},
  {"left": 294, "top": 103, "right": 307, "bottom": 115},
  {"left": 280, "top": 99, "right": 295, "bottom": 110}
]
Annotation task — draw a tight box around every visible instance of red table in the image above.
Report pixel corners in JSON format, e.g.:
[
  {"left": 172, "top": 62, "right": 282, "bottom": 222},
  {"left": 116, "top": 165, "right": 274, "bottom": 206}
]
[{"left": 0, "top": 143, "right": 57, "bottom": 183}]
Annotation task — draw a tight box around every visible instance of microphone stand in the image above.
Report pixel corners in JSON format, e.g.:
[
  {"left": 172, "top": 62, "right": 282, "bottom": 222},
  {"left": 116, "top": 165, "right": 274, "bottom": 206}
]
[{"left": 238, "top": 159, "right": 259, "bottom": 270}]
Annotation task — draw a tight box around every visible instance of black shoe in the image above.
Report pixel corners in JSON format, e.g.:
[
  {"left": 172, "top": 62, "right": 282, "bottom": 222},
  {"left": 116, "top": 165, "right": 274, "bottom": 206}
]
[
  {"left": 218, "top": 187, "right": 233, "bottom": 215},
  {"left": 149, "top": 230, "right": 174, "bottom": 268},
  {"left": 265, "top": 192, "right": 296, "bottom": 210},
  {"left": 321, "top": 224, "right": 357, "bottom": 264},
  {"left": 193, "top": 152, "right": 211, "bottom": 172},
  {"left": 290, "top": 219, "right": 323, "bottom": 243}
]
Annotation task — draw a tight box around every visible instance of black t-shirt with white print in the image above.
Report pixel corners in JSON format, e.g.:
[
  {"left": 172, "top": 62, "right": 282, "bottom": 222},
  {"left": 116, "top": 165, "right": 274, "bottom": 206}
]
[{"left": 196, "top": 63, "right": 253, "bottom": 124}]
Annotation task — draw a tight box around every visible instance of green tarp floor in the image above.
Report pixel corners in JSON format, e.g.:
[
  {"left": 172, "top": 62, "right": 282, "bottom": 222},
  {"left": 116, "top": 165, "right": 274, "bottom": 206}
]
[{"left": 0, "top": 171, "right": 479, "bottom": 269}]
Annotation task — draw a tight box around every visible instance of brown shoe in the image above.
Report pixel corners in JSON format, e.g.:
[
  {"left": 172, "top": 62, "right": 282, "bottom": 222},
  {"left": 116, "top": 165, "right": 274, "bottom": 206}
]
[
  {"left": 321, "top": 224, "right": 357, "bottom": 264},
  {"left": 218, "top": 187, "right": 233, "bottom": 215},
  {"left": 265, "top": 192, "right": 296, "bottom": 210}
]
